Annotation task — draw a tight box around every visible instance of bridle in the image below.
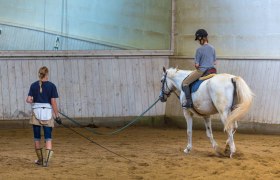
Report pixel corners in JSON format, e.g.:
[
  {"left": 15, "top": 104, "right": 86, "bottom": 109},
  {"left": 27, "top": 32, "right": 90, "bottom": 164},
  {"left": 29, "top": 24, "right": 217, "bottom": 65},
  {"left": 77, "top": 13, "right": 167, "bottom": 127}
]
[
  {"left": 159, "top": 71, "right": 180, "bottom": 101},
  {"left": 159, "top": 72, "right": 173, "bottom": 101}
]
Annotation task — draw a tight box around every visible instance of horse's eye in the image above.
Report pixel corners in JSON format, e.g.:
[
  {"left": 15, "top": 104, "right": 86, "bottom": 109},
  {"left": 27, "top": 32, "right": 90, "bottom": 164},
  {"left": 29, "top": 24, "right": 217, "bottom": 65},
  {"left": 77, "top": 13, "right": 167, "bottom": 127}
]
[{"left": 161, "top": 80, "right": 163, "bottom": 83}]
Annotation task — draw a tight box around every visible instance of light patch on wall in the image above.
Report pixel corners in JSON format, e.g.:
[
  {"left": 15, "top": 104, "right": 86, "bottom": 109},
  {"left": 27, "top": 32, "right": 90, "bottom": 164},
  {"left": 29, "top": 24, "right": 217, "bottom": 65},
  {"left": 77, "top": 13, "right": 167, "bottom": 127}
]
[
  {"left": 175, "top": 0, "right": 280, "bottom": 58},
  {"left": 0, "top": 0, "right": 172, "bottom": 50}
]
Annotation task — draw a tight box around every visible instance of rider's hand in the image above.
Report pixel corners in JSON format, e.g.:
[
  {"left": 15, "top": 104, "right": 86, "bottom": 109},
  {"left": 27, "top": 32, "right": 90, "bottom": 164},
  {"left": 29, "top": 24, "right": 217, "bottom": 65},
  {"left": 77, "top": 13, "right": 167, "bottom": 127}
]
[{"left": 54, "top": 116, "right": 62, "bottom": 125}]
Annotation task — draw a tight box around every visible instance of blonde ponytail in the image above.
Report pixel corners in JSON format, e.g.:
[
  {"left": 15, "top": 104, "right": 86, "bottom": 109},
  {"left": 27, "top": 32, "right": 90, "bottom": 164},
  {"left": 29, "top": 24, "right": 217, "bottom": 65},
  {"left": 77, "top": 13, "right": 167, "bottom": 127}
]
[
  {"left": 38, "top": 66, "right": 49, "bottom": 93},
  {"left": 39, "top": 80, "right": 43, "bottom": 93}
]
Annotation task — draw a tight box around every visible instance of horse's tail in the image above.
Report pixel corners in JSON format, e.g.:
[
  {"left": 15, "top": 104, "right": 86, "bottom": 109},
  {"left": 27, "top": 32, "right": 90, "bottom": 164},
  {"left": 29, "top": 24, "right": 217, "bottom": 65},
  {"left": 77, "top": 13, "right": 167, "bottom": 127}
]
[{"left": 224, "top": 76, "right": 254, "bottom": 131}]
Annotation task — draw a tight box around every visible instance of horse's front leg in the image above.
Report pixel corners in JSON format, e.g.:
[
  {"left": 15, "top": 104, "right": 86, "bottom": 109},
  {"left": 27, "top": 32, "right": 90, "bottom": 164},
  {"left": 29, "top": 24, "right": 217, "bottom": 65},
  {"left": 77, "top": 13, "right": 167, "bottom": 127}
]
[{"left": 183, "top": 109, "right": 193, "bottom": 154}]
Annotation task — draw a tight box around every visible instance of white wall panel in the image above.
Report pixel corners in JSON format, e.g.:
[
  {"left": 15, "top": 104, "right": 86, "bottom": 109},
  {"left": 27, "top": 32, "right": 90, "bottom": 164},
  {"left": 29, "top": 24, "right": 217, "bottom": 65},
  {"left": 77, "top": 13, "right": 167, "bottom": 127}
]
[{"left": 0, "top": 56, "right": 168, "bottom": 120}]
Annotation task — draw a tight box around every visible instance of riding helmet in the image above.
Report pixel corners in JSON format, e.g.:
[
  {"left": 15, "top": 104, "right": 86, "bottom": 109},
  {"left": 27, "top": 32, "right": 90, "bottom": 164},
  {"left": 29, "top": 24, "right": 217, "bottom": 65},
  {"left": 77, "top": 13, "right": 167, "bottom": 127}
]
[{"left": 195, "top": 29, "right": 208, "bottom": 40}]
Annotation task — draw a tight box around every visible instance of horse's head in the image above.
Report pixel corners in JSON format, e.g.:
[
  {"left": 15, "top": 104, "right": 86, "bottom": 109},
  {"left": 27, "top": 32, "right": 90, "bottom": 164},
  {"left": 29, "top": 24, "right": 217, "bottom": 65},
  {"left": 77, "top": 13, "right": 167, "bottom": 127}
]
[{"left": 159, "top": 67, "right": 175, "bottom": 102}]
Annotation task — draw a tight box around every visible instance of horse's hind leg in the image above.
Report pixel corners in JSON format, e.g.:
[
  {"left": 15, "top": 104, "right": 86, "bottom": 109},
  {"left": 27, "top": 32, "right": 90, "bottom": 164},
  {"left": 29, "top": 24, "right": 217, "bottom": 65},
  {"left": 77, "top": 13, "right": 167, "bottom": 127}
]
[
  {"left": 183, "top": 109, "right": 193, "bottom": 154},
  {"left": 203, "top": 117, "right": 223, "bottom": 155},
  {"left": 225, "top": 128, "right": 236, "bottom": 158},
  {"left": 220, "top": 111, "right": 236, "bottom": 158}
]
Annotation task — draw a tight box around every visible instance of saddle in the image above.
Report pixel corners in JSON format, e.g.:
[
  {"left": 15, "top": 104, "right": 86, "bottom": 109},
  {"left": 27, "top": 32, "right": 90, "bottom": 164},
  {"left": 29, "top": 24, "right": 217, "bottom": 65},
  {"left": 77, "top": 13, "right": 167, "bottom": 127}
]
[{"left": 190, "top": 68, "right": 217, "bottom": 93}]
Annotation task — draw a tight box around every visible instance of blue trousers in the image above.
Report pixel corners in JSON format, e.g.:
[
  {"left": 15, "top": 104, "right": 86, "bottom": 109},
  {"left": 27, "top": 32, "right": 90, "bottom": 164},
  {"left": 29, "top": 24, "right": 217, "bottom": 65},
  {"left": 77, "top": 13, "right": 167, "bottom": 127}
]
[{"left": 33, "top": 125, "right": 52, "bottom": 141}]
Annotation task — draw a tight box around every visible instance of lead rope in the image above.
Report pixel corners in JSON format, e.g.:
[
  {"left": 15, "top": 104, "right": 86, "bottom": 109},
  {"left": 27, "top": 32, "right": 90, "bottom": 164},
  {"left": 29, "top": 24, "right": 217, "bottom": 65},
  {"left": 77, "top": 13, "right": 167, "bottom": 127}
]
[
  {"left": 56, "top": 98, "right": 160, "bottom": 163},
  {"left": 59, "top": 121, "right": 136, "bottom": 163},
  {"left": 58, "top": 98, "right": 160, "bottom": 136}
]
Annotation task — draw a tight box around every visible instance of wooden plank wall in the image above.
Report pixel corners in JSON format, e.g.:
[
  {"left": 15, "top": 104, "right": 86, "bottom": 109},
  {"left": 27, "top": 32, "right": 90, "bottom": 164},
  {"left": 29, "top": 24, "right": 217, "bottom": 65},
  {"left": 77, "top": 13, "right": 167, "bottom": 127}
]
[
  {"left": 167, "top": 58, "right": 280, "bottom": 124},
  {"left": 0, "top": 56, "right": 168, "bottom": 120}
]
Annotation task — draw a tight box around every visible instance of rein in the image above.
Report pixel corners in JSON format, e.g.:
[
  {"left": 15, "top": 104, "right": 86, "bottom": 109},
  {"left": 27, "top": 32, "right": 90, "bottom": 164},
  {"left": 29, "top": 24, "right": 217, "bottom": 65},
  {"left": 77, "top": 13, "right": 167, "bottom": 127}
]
[{"left": 172, "top": 91, "right": 180, "bottom": 100}]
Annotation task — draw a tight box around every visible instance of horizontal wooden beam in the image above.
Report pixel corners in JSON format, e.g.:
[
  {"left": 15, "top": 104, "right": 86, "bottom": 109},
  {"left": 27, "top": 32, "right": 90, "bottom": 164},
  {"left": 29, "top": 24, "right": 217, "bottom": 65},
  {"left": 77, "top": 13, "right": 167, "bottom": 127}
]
[
  {"left": 170, "top": 55, "right": 280, "bottom": 60},
  {"left": 0, "top": 50, "right": 173, "bottom": 59}
]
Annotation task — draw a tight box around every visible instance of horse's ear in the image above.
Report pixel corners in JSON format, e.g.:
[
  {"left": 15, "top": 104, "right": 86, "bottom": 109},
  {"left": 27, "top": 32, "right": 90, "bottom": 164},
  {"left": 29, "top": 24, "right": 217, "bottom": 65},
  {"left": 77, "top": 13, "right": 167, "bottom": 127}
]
[
  {"left": 175, "top": 66, "right": 179, "bottom": 72},
  {"left": 163, "top": 66, "right": 166, "bottom": 73}
]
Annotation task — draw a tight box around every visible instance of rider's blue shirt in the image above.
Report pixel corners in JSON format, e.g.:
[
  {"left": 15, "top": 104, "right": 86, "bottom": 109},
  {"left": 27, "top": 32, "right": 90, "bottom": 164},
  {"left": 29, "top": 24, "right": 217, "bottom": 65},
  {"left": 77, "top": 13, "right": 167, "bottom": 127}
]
[{"left": 195, "top": 44, "right": 216, "bottom": 72}]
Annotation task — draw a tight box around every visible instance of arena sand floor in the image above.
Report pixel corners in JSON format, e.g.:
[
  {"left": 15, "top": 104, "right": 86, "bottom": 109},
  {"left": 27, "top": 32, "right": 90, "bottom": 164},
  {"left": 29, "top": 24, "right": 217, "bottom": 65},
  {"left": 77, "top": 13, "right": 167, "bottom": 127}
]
[{"left": 0, "top": 126, "right": 280, "bottom": 179}]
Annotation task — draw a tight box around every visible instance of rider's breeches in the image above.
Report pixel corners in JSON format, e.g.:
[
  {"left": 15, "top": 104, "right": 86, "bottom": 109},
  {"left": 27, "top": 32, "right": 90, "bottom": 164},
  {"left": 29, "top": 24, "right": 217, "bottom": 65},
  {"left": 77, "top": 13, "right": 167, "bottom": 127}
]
[{"left": 182, "top": 70, "right": 204, "bottom": 86}]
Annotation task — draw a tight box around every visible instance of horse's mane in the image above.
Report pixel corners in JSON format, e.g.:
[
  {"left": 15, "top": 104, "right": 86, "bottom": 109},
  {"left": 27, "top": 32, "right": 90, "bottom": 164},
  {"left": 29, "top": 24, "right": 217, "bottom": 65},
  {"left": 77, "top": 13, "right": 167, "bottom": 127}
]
[
  {"left": 166, "top": 67, "right": 178, "bottom": 78},
  {"left": 166, "top": 67, "right": 191, "bottom": 78}
]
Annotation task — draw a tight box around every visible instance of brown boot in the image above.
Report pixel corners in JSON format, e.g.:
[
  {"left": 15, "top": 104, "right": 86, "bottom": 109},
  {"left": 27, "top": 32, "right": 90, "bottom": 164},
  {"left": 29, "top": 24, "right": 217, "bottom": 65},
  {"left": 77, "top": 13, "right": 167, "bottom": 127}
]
[
  {"left": 35, "top": 148, "right": 43, "bottom": 166},
  {"left": 43, "top": 149, "right": 53, "bottom": 167}
]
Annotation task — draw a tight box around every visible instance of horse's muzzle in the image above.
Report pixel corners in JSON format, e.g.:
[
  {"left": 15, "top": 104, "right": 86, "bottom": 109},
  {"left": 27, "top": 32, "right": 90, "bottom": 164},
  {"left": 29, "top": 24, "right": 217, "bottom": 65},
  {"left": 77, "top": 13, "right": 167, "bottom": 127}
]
[
  {"left": 159, "top": 92, "right": 167, "bottom": 102},
  {"left": 160, "top": 98, "right": 167, "bottom": 102}
]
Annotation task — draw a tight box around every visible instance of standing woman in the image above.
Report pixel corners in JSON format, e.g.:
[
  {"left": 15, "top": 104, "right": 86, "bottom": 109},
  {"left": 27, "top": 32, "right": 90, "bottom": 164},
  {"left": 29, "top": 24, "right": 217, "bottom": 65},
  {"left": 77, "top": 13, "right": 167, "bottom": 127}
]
[
  {"left": 26, "top": 66, "right": 62, "bottom": 167},
  {"left": 182, "top": 29, "right": 216, "bottom": 108}
]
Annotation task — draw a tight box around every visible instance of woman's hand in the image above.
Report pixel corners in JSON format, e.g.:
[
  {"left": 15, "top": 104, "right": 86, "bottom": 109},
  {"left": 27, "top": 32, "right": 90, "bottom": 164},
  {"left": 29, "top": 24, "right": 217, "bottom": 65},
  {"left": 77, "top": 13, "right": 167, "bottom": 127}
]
[
  {"left": 26, "top": 96, "right": 33, "bottom": 103},
  {"left": 54, "top": 116, "right": 62, "bottom": 125},
  {"left": 195, "top": 63, "right": 200, "bottom": 69}
]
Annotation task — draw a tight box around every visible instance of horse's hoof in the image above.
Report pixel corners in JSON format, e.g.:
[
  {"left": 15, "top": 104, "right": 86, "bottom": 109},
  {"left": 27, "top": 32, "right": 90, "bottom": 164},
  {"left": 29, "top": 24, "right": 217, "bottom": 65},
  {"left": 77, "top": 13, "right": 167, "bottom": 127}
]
[
  {"left": 223, "top": 143, "right": 231, "bottom": 156},
  {"left": 184, "top": 148, "right": 191, "bottom": 154},
  {"left": 214, "top": 146, "right": 225, "bottom": 156}
]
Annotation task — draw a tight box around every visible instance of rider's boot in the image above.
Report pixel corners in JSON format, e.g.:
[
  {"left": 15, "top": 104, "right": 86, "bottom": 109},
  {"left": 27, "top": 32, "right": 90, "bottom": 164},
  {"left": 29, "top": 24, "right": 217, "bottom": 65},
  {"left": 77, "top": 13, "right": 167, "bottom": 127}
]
[
  {"left": 182, "top": 86, "right": 193, "bottom": 108},
  {"left": 35, "top": 148, "right": 44, "bottom": 166},
  {"left": 43, "top": 149, "right": 53, "bottom": 167}
]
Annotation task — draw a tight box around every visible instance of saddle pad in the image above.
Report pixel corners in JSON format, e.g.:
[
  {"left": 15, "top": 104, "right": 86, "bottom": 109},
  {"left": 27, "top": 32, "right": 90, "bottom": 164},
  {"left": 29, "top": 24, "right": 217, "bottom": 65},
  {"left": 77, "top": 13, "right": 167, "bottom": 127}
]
[
  {"left": 191, "top": 73, "right": 216, "bottom": 93},
  {"left": 199, "top": 74, "right": 216, "bottom": 81},
  {"left": 190, "top": 80, "right": 204, "bottom": 93}
]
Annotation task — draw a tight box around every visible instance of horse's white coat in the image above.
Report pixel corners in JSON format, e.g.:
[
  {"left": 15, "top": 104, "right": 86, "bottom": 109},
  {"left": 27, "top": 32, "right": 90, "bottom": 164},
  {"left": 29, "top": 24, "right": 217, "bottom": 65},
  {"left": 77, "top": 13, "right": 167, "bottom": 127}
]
[{"left": 161, "top": 68, "right": 254, "bottom": 157}]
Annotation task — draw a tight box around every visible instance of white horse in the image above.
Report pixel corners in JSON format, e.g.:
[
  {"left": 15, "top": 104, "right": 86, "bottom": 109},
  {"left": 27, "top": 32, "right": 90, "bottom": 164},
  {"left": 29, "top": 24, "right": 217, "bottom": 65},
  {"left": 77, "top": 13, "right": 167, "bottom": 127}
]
[{"left": 159, "top": 67, "right": 254, "bottom": 158}]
